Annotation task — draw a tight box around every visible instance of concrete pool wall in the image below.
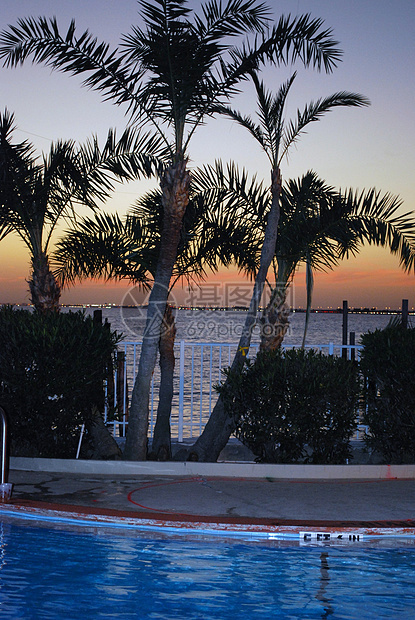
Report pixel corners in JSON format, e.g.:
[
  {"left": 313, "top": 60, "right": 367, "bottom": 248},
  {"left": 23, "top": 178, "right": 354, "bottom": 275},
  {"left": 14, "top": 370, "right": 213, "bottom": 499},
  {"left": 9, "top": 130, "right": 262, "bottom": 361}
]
[{"left": 10, "top": 456, "right": 415, "bottom": 479}]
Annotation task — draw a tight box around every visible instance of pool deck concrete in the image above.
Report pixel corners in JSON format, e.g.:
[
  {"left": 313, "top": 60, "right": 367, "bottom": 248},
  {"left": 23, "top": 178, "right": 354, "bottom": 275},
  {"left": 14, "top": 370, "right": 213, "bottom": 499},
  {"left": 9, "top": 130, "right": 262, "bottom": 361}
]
[{"left": 2, "top": 458, "right": 415, "bottom": 538}]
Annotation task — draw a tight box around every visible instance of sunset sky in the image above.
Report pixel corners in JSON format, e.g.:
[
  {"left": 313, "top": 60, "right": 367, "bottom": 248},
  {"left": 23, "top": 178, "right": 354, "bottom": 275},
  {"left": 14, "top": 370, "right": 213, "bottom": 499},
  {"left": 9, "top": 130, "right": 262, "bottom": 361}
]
[{"left": 1, "top": 0, "right": 414, "bottom": 310}]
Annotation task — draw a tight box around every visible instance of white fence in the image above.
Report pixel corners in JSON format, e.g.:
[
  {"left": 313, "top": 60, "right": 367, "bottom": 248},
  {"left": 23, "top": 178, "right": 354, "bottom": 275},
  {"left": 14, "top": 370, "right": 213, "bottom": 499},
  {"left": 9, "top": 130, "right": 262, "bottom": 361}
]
[{"left": 104, "top": 341, "right": 364, "bottom": 441}]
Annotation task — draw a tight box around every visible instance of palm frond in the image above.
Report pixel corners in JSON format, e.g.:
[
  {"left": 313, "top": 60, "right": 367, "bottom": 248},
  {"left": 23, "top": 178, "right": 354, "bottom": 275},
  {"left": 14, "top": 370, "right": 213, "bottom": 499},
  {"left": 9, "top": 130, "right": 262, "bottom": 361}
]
[
  {"left": 256, "top": 70, "right": 296, "bottom": 164},
  {"left": 196, "top": 0, "right": 270, "bottom": 39},
  {"left": 336, "top": 188, "right": 415, "bottom": 272},
  {"left": 213, "top": 103, "right": 267, "bottom": 152},
  {"left": 192, "top": 160, "right": 269, "bottom": 219},
  {"left": 276, "top": 173, "right": 415, "bottom": 296},
  {"left": 1, "top": 109, "right": 164, "bottom": 267},
  {"left": 76, "top": 125, "right": 168, "bottom": 203},
  {"left": 1, "top": 5, "right": 343, "bottom": 160},
  {"left": 228, "top": 13, "right": 342, "bottom": 79},
  {"left": 0, "top": 17, "right": 139, "bottom": 112},
  {"left": 54, "top": 164, "right": 265, "bottom": 289},
  {"left": 53, "top": 212, "right": 156, "bottom": 288},
  {"left": 280, "top": 92, "right": 370, "bottom": 163}
]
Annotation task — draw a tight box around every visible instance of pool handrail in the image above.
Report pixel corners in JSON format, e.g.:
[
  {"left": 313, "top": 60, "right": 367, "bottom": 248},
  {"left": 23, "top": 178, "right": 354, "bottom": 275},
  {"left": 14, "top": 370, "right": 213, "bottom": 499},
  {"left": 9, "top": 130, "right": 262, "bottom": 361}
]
[{"left": 0, "top": 406, "right": 8, "bottom": 485}]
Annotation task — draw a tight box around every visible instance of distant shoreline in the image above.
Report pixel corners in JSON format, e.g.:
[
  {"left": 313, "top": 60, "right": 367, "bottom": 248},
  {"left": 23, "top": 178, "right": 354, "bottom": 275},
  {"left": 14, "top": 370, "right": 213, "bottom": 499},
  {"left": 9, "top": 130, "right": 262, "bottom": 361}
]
[{"left": 4, "top": 303, "right": 413, "bottom": 315}]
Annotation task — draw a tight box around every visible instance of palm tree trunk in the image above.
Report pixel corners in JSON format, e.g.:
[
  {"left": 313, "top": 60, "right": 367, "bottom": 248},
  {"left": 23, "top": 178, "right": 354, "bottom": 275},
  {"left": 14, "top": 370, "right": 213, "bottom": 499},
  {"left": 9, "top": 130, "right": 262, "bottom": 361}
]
[
  {"left": 259, "top": 284, "right": 290, "bottom": 351},
  {"left": 149, "top": 304, "right": 176, "bottom": 461},
  {"left": 123, "top": 160, "right": 190, "bottom": 461},
  {"left": 301, "top": 258, "right": 314, "bottom": 348},
  {"left": 88, "top": 406, "right": 122, "bottom": 459},
  {"left": 28, "top": 251, "right": 61, "bottom": 312},
  {"left": 178, "top": 168, "right": 282, "bottom": 462}
]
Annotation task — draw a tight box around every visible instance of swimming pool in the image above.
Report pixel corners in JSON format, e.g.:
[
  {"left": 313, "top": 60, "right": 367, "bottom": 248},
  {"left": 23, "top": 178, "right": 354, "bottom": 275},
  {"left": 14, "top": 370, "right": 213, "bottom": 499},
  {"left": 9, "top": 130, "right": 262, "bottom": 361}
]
[{"left": 1, "top": 517, "right": 415, "bottom": 619}]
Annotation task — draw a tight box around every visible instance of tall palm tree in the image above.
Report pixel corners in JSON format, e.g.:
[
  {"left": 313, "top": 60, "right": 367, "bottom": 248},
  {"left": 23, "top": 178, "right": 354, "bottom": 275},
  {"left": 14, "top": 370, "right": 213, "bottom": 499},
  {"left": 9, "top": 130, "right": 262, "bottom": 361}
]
[
  {"left": 0, "top": 109, "right": 161, "bottom": 311},
  {"left": 221, "top": 72, "right": 369, "bottom": 346},
  {"left": 0, "top": 0, "right": 343, "bottom": 459},
  {"left": 183, "top": 74, "right": 369, "bottom": 461},
  {"left": 54, "top": 181, "right": 257, "bottom": 458}
]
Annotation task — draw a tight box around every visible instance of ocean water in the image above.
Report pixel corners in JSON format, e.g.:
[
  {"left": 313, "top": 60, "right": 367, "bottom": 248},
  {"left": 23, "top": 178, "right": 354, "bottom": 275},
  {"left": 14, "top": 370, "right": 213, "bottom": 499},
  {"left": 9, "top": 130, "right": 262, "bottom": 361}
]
[{"left": 72, "top": 306, "right": 402, "bottom": 346}]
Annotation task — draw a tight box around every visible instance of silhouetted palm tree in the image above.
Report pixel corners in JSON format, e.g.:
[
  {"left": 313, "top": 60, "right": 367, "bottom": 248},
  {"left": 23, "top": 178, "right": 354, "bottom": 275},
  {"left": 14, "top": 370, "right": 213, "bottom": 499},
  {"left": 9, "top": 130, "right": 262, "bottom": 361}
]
[
  {"left": 0, "top": 0, "right": 344, "bottom": 458},
  {"left": 271, "top": 171, "right": 415, "bottom": 347},
  {"left": 0, "top": 109, "right": 158, "bottom": 311},
  {"left": 185, "top": 72, "right": 368, "bottom": 460},
  {"left": 53, "top": 182, "right": 256, "bottom": 457}
]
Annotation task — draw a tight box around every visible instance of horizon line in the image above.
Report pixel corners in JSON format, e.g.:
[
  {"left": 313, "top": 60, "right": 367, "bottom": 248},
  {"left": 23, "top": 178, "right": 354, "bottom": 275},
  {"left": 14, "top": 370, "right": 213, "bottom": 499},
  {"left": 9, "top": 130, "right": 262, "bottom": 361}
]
[{"left": 2, "top": 303, "right": 413, "bottom": 315}]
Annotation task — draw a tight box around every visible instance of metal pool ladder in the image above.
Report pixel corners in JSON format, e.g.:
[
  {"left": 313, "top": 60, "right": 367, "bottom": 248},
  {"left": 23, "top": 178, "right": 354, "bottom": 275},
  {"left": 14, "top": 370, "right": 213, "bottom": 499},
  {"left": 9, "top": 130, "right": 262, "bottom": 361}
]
[{"left": 0, "top": 406, "right": 13, "bottom": 503}]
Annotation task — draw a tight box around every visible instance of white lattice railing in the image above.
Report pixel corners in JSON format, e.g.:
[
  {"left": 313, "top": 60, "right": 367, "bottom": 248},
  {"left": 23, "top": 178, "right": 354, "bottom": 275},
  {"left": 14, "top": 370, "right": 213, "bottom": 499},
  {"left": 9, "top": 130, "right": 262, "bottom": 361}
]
[{"left": 104, "top": 341, "right": 366, "bottom": 441}]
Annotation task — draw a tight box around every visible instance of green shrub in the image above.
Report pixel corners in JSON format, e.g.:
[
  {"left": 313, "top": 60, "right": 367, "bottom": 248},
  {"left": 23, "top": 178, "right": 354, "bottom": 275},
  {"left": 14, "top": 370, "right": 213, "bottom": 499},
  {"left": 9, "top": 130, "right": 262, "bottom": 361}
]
[
  {"left": 217, "top": 348, "right": 360, "bottom": 464},
  {"left": 360, "top": 322, "right": 415, "bottom": 463},
  {"left": 0, "top": 306, "right": 120, "bottom": 458}
]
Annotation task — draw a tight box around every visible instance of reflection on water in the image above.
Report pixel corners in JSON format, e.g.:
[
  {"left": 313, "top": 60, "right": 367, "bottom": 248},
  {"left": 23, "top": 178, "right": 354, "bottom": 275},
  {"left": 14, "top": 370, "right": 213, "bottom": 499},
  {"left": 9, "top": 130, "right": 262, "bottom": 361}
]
[
  {"left": 316, "top": 551, "right": 334, "bottom": 618},
  {"left": 68, "top": 306, "right": 401, "bottom": 346},
  {"left": 1, "top": 520, "right": 415, "bottom": 619}
]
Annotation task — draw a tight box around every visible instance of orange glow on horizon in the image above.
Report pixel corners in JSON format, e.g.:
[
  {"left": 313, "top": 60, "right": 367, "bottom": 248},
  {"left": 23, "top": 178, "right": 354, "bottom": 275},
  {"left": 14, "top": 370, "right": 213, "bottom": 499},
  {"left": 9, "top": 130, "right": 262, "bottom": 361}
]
[{"left": 1, "top": 231, "right": 413, "bottom": 309}]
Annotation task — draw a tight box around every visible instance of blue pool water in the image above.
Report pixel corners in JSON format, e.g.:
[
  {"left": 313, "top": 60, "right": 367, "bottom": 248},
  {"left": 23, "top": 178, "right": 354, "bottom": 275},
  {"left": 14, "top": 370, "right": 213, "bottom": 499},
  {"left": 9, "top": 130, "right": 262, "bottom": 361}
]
[{"left": 0, "top": 519, "right": 415, "bottom": 619}]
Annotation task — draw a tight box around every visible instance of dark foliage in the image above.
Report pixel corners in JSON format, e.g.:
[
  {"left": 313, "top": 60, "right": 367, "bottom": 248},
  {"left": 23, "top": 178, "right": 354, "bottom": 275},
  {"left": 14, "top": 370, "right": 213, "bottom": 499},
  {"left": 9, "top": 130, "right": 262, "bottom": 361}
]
[
  {"left": 217, "top": 348, "right": 359, "bottom": 463},
  {"left": 0, "top": 306, "right": 120, "bottom": 457},
  {"left": 360, "top": 321, "right": 415, "bottom": 463}
]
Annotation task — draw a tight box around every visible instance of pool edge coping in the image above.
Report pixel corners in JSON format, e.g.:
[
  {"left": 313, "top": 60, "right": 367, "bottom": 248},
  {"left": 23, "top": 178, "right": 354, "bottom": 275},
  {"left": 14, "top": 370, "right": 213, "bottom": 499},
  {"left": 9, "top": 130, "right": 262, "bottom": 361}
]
[{"left": 2, "top": 501, "right": 415, "bottom": 542}]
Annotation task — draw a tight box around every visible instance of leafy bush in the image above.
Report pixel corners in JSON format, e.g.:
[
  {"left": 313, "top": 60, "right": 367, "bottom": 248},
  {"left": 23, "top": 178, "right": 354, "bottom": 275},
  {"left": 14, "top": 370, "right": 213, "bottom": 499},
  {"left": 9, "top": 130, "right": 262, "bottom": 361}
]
[
  {"left": 360, "top": 322, "right": 415, "bottom": 463},
  {"left": 0, "top": 306, "right": 120, "bottom": 458},
  {"left": 217, "top": 348, "right": 360, "bottom": 464}
]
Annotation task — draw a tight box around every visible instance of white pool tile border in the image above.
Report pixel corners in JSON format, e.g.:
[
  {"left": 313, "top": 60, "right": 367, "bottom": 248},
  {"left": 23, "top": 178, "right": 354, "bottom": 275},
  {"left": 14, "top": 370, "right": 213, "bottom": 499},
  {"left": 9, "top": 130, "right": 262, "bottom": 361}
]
[{"left": 1, "top": 503, "right": 415, "bottom": 541}]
